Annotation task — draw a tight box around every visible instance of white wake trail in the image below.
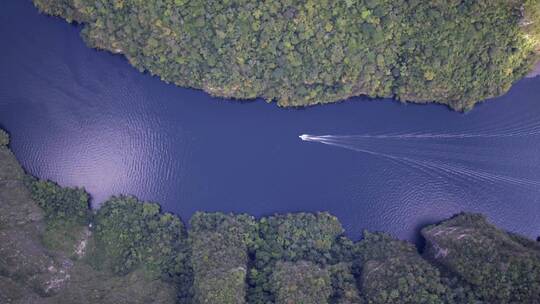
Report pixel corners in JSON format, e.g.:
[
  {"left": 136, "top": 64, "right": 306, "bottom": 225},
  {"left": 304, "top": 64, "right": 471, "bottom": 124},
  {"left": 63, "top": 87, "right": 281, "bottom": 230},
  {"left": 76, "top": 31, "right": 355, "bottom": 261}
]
[
  {"left": 299, "top": 125, "right": 540, "bottom": 140},
  {"left": 300, "top": 134, "right": 540, "bottom": 188}
]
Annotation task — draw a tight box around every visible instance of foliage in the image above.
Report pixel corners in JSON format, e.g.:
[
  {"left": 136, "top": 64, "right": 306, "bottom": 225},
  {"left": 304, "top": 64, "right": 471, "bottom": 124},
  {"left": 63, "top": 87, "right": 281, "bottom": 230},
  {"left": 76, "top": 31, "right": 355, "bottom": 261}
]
[
  {"left": 271, "top": 260, "right": 333, "bottom": 304},
  {"left": 0, "top": 129, "right": 8, "bottom": 146},
  {"left": 4, "top": 134, "right": 540, "bottom": 304},
  {"left": 248, "top": 212, "right": 345, "bottom": 303},
  {"left": 189, "top": 212, "right": 257, "bottom": 304},
  {"left": 19, "top": 178, "right": 540, "bottom": 304},
  {"left": 32, "top": 0, "right": 91, "bottom": 23},
  {"left": 328, "top": 263, "right": 364, "bottom": 304},
  {"left": 26, "top": 178, "right": 91, "bottom": 253},
  {"left": 353, "top": 231, "right": 455, "bottom": 303},
  {"left": 92, "top": 195, "right": 190, "bottom": 288},
  {"left": 26, "top": 178, "right": 90, "bottom": 224},
  {"left": 524, "top": 0, "right": 540, "bottom": 47},
  {"left": 0, "top": 154, "right": 177, "bottom": 303},
  {"left": 255, "top": 212, "right": 344, "bottom": 263},
  {"left": 422, "top": 213, "right": 540, "bottom": 303},
  {"left": 32, "top": 0, "right": 540, "bottom": 110}
]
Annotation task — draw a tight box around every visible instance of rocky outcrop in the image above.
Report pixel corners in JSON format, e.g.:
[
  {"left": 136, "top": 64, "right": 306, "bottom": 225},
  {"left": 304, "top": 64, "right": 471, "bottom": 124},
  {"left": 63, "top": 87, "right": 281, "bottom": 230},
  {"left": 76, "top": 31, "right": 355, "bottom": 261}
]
[
  {"left": 42, "top": 265, "right": 176, "bottom": 304},
  {"left": 422, "top": 213, "right": 540, "bottom": 303},
  {"left": 0, "top": 143, "right": 72, "bottom": 298},
  {"left": 0, "top": 132, "right": 177, "bottom": 304},
  {"left": 354, "top": 232, "right": 453, "bottom": 304}
]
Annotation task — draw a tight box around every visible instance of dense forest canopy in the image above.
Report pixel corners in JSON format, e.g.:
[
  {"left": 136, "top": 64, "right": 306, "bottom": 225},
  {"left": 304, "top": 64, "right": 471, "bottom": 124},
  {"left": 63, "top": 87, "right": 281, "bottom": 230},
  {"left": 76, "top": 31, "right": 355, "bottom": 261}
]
[
  {"left": 1, "top": 128, "right": 540, "bottom": 303},
  {"left": 32, "top": 0, "right": 540, "bottom": 110}
]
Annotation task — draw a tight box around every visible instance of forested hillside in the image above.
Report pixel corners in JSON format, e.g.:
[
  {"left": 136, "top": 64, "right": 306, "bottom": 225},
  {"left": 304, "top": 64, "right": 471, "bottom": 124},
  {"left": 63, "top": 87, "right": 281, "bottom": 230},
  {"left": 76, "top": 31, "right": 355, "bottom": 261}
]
[
  {"left": 32, "top": 0, "right": 540, "bottom": 110},
  {"left": 1, "top": 128, "right": 540, "bottom": 303}
]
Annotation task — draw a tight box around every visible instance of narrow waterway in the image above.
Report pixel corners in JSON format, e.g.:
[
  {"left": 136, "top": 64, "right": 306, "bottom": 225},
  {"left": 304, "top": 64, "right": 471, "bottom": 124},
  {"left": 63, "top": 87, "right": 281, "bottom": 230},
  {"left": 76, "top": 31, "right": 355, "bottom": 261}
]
[{"left": 1, "top": 0, "right": 539, "bottom": 241}]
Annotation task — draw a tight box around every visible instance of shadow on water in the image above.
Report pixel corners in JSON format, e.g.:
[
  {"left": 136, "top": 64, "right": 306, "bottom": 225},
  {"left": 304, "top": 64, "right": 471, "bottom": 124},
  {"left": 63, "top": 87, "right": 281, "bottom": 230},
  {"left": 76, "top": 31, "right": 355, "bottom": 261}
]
[{"left": 413, "top": 218, "right": 439, "bottom": 253}]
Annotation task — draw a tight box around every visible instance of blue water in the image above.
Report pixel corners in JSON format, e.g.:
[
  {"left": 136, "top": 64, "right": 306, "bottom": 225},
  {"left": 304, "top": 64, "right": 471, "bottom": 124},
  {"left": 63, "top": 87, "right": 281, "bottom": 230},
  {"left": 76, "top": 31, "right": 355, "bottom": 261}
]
[{"left": 1, "top": 0, "right": 539, "bottom": 241}]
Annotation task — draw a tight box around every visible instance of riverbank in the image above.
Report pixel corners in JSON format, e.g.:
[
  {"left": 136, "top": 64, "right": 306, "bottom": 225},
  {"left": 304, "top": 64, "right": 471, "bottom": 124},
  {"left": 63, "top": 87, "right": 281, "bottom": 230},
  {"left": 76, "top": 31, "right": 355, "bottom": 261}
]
[
  {"left": 2, "top": 129, "right": 540, "bottom": 303},
  {"left": 4, "top": 0, "right": 540, "bottom": 244},
  {"left": 527, "top": 61, "right": 540, "bottom": 77},
  {"left": 32, "top": 0, "right": 540, "bottom": 111}
]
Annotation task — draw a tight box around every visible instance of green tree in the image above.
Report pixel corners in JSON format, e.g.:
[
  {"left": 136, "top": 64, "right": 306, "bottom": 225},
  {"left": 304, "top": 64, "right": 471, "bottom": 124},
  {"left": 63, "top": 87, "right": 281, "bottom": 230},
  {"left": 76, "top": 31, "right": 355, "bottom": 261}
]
[
  {"left": 26, "top": 178, "right": 91, "bottom": 254},
  {"left": 92, "top": 196, "right": 190, "bottom": 287},
  {"left": 271, "top": 261, "right": 333, "bottom": 304},
  {"left": 189, "top": 212, "right": 257, "bottom": 304},
  {"left": 32, "top": 0, "right": 540, "bottom": 111}
]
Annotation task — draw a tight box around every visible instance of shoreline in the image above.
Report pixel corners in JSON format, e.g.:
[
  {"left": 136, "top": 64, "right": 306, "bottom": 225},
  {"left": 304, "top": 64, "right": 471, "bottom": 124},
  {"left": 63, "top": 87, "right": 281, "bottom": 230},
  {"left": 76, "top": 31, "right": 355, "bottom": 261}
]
[{"left": 526, "top": 61, "right": 540, "bottom": 78}]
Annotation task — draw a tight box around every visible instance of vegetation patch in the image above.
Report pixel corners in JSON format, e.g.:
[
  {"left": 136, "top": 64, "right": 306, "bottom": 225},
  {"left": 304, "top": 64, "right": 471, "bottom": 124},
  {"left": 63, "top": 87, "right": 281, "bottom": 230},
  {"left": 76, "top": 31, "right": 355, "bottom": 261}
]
[
  {"left": 422, "top": 213, "right": 540, "bottom": 303},
  {"left": 26, "top": 178, "right": 90, "bottom": 255},
  {"left": 189, "top": 212, "right": 257, "bottom": 304},
  {"left": 32, "top": 0, "right": 540, "bottom": 110}
]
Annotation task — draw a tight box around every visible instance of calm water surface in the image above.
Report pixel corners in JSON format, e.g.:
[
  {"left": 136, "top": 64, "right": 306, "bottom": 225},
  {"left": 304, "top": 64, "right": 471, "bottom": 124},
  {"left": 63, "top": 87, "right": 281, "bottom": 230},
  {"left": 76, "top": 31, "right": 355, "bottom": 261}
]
[{"left": 1, "top": 0, "right": 539, "bottom": 241}]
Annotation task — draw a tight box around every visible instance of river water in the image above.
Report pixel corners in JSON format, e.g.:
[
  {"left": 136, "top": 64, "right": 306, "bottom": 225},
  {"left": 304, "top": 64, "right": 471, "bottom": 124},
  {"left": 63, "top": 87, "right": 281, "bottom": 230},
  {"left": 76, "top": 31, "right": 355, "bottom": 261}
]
[{"left": 1, "top": 0, "right": 539, "bottom": 241}]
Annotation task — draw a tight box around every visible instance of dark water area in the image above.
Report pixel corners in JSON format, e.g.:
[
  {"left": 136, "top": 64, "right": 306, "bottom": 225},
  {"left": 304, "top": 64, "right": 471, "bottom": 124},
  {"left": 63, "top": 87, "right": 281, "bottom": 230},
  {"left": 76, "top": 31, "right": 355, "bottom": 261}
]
[{"left": 1, "top": 0, "right": 539, "bottom": 242}]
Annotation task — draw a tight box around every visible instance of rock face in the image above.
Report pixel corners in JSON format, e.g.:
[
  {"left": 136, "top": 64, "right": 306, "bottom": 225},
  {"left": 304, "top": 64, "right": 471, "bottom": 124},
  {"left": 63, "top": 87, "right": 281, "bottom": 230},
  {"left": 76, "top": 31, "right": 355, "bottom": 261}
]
[
  {"left": 43, "top": 265, "right": 177, "bottom": 304},
  {"left": 528, "top": 62, "right": 540, "bottom": 78},
  {"left": 422, "top": 213, "right": 540, "bottom": 303},
  {"left": 354, "top": 232, "right": 452, "bottom": 304},
  {"left": 0, "top": 143, "right": 72, "bottom": 300}
]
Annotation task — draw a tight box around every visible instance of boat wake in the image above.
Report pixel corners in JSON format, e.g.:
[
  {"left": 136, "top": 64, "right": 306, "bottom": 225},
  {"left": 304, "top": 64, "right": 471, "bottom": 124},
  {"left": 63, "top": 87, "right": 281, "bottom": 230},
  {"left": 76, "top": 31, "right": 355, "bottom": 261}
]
[{"left": 300, "top": 133, "right": 540, "bottom": 189}]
